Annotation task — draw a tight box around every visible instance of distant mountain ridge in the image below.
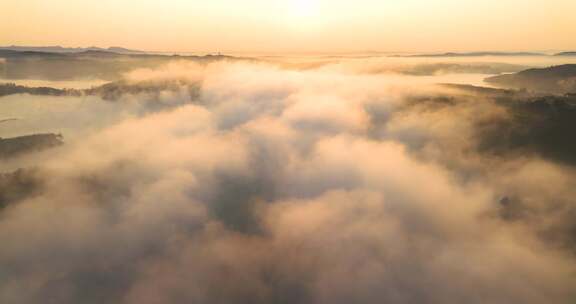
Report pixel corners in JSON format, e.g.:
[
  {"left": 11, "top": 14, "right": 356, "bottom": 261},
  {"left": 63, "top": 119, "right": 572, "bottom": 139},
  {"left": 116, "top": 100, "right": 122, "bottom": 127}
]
[
  {"left": 555, "top": 52, "right": 576, "bottom": 56},
  {"left": 0, "top": 49, "right": 243, "bottom": 81},
  {"left": 0, "top": 45, "right": 146, "bottom": 54},
  {"left": 400, "top": 52, "right": 547, "bottom": 58}
]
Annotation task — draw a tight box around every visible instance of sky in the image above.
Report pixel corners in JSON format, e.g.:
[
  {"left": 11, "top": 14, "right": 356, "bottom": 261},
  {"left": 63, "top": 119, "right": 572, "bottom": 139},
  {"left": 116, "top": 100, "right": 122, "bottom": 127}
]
[{"left": 2, "top": 0, "right": 576, "bottom": 54}]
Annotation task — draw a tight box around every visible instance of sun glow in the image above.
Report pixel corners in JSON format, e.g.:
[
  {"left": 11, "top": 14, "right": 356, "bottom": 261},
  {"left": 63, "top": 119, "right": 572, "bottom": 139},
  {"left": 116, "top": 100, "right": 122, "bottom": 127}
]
[
  {"left": 290, "top": 0, "right": 320, "bottom": 18},
  {"left": 2, "top": 0, "right": 576, "bottom": 53},
  {"left": 282, "top": 0, "right": 323, "bottom": 31}
]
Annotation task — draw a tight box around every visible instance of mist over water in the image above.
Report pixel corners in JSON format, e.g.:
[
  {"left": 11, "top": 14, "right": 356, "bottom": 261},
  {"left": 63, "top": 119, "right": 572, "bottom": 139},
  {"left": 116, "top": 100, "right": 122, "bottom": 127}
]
[{"left": 1, "top": 56, "right": 576, "bottom": 304}]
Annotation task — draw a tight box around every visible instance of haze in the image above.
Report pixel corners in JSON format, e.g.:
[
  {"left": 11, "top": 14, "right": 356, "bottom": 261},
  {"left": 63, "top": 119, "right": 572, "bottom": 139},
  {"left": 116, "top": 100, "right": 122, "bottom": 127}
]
[
  {"left": 3, "top": 1, "right": 576, "bottom": 303},
  {"left": 3, "top": 0, "right": 576, "bottom": 53}
]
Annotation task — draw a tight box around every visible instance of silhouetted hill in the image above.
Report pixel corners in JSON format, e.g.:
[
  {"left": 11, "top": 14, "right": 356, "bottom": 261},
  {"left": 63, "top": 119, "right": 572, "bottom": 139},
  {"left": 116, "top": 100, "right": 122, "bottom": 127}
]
[
  {"left": 0, "top": 83, "right": 78, "bottom": 97},
  {"left": 439, "top": 83, "right": 517, "bottom": 98},
  {"left": 0, "top": 168, "right": 42, "bottom": 210},
  {"left": 555, "top": 52, "right": 576, "bottom": 56},
  {"left": 0, "top": 50, "right": 67, "bottom": 58},
  {"left": 480, "top": 94, "right": 576, "bottom": 166},
  {"left": 0, "top": 49, "right": 238, "bottom": 60},
  {"left": 400, "top": 52, "right": 546, "bottom": 58},
  {"left": 0, "top": 49, "right": 245, "bottom": 81},
  {"left": 106, "top": 47, "right": 146, "bottom": 54},
  {"left": 0, "top": 45, "right": 145, "bottom": 54},
  {"left": 406, "top": 86, "right": 576, "bottom": 166},
  {"left": 0, "top": 79, "right": 200, "bottom": 102},
  {"left": 0, "top": 133, "right": 63, "bottom": 159},
  {"left": 485, "top": 64, "right": 576, "bottom": 93}
]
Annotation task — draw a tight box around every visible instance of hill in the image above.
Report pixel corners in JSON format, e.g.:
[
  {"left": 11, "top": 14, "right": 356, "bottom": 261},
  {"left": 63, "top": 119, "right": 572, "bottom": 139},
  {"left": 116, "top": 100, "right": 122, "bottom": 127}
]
[
  {"left": 555, "top": 52, "right": 576, "bottom": 56},
  {"left": 0, "top": 133, "right": 64, "bottom": 159},
  {"left": 0, "top": 45, "right": 145, "bottom": 54},
  {"left": 0, "top": 49, "right": 241, "bottom": 81},
  {"left": 400, "top": 52, "right": 546, "bottom": 58},
  {"left": 485, "top": 64, "right": 576, "bottom": 94}
]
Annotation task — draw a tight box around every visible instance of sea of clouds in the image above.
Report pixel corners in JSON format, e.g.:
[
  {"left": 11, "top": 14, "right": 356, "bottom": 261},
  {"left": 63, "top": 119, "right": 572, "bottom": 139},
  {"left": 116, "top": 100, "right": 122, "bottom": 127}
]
[{"left": 1, "top": 60, "right": 575, "bottom": 304}]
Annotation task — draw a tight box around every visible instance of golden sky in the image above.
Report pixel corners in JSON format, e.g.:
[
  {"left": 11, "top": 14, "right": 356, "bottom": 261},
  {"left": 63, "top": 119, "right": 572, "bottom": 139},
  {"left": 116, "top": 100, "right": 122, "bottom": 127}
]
[{"left": 2, "top": 0, "right": 576, "bottom": 53}]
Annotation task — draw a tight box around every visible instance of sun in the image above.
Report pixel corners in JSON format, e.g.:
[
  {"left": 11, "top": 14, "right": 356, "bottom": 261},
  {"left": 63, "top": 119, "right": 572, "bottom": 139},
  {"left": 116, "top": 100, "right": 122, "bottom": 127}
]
[
  {"left": 282, "top": 0, "right": 324, "bottom": 31},
  {"left": 289, "top": 0, "right": 320, "bottom": 19}
]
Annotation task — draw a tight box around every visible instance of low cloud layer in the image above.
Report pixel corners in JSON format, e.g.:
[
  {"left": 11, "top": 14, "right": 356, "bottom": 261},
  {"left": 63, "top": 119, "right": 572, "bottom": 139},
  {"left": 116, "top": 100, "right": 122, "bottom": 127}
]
[{"left": 1, "top": 60, "right": 575, "bottom": 304}]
